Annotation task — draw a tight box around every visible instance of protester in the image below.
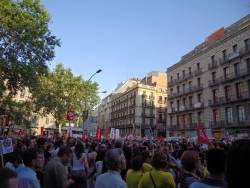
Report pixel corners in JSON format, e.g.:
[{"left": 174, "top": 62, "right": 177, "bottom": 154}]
[
  {"left": 179, "top": 150, "right": 200, "bottom": 188},
  {"left": 95, "top": 148, "right": 127, "bottom": 188},
  {"left": 0, "top": 168, "right": 18, "bottom": 188},
  {"left": 190, "top": 148, "right": 227, "bottom": 188},
  {"left": 16, "top": 149, "right": 41, "bottom": 188},
  {"left": 71, "top": 140, "right": 88, "bottom": 187},
  {"left": 226, "top": 139, "right": 250, "bottom": 188},
  {"left": 138, "top": 152, "right": 176, "bottom": 188},
  {"left": 44, "top": 146, "right": 72, "bottom": 188},
  {"left": 126, "top": 155, "right": 144, "bottom": 188}
]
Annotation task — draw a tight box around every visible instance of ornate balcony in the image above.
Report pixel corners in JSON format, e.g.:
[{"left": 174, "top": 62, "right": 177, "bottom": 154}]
[
  {"left": 208, "top": 61, "right": 218, "bottom": 70},
  {"left": 168, "top": 85, "right": 203, "bottom": 99}
]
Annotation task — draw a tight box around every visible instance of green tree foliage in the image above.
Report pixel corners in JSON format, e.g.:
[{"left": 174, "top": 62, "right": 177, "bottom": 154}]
[
  {"left": 33, "top": 64, "right": 100, "bottom": 127},
  {"left": 0, "top": 0, "right": 60, "bottom": 101}
]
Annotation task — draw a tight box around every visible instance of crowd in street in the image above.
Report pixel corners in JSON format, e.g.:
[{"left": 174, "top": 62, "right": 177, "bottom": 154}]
[{"left": 0, "top": 134, "right": 249, "bottom": 188}]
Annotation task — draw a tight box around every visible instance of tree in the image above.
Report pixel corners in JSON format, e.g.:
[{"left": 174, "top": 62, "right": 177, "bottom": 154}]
[
  {"left": 33, "top": 64, "right": 100, "bottom": 127},
  {"left": 0, "top": 0, "right": 60, "bottom": 105}
]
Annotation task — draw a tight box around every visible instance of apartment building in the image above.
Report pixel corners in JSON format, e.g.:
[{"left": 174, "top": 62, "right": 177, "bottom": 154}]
[
  {"left": 97, "top": 94, "right": 112, "bottom": 135},
  {"left": 166, "top": 14, "right": 250, "bottom": 139},
  {"left": 108, "top": 72, "right": 167, "bottom": 137}
]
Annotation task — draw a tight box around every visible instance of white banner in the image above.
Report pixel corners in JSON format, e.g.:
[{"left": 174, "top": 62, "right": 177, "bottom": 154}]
[
  {"left": 110, "top": 128, "right": 115, "bottom": 139},
  {"left": 0, "top": 138, "right": 13, "bottom": 155},
  {"left": 115, "top": 129, "right": 120, "bottom": 139}
]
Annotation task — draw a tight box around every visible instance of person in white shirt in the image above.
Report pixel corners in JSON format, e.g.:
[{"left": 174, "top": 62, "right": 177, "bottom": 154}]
[{"left": 95, "top": 148, "right": 127, "bottom": 188}]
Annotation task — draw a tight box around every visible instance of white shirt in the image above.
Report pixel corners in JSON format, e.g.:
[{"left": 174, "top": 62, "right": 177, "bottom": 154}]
[{"left": 95, "top": 170, "right": 127, "bottom": 188}]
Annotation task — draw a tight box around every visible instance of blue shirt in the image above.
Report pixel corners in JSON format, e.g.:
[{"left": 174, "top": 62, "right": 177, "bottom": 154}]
[
  {"left": 16, "top": 166, "right": 41, "bottom": 188},
  {"left": 95, "top": 170, "right": 127, "bottom": 188}
]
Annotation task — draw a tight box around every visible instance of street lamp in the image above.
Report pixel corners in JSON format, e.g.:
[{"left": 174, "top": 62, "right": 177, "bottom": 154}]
[
  {"left": 88, "top": 69, "right": 102, "bottom": 81},
  {"left": 82, "top": 69, "right": 103, "bottom": 126}
]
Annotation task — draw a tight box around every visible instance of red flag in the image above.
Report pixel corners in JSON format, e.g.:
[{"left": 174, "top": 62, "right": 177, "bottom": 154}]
[
  {"left": 196, "top": 126, "right": 211, "bottom": 145},
  {"left": 95, "top": 128, "right": 102, "bottom": 140},
  {"left": 41, "top": 127, "right": 45, "bottom": 136},
  {"left": 82, "top": 133, "right": 88, "bottom": 140}
]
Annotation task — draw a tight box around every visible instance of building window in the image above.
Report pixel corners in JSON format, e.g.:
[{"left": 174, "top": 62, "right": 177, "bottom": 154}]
[
  {"left": 182, "top": 70, "right": 185, "bottom": 78},
  {"left": 197, "top": 77, "right": 201, "bottom": 87},
  {"left": 170, "top": 101, "right": 173, "bottom": 108},
  {"left": 213, "top": 109, "right": 219, "bottom": 123},
  {"left": 159, "top": 114, "right": 162, "bottom": 121},
  {"left": 233, "top": 44, "right": 238, "bottom": 52},
  {"left": 223, "top": 67, "right": 230, "bottom": 79},
  {"left": 237, "top": 106, "right": 245, "bottom": 122},
  {"left": 170, "top": 76, "right": 173, "bottom": 81},
  {"left": 158, "top": 96, "right": 162, "bottom": 104},
  {"left": 177, "top": 73, "right": 180, "bottom": 80},
  {"left": 177, "top": 86, "right": 180, "bottom": 94},
  {"left": 226, "top": 107, "right": 233, "bottom": 123},
  {"left": 46, "top": 118, "right": 49, "bottom": 124},
  {"left": 198, "top": 111, "right": 203, "bottom": 124},
  {"left": 177, "top": 100, "right": 180, "bottom": 111},
  {"left": 189, "top": 67, "right": 192, "bottom": 76},
  {"left": 222, "top": 49, "right": 227, "bottom": 60},
  {"left": 212, "top": 72, "right": 216, "bottom": 82},
  {"left": 182, "top": 98, "right": 186, "bottom": 106},
  {"left": 211, "top": 55, "right": 215, "bottom": 63},
  {"left": 234, "top": 63, "right": 240, "bottom": 76},
  {"left": 188, "top": 81, "right": 192, "bottom": 90},
  {"left": 225, "top": 85, "right": 232, "bottom": 101},
  {"left": 212, "top": 89, "right": 218, "bottom": 103},
  {"left": 246, "top": 58, "right": 250, "bottom": 71},
  {"left": 177, "top": 115, "right": 180, "bottom": 126},
  {"left": 189, "top": 113, "right": 193, "bottom": 124},
  {"left": 197, "top": 93, "right": 202, "bottom": 103},
  {"left": 197, "top": 63, "right": 200, "bottom": 71},
  {"left": 189, "top": 96, "right": 193, "bottom": 107},
  {"left": 236, "top": 82, "right": 243, "bottom": 98},
  {"left": 244, "top": 38, "right": 250, "bottom": 50},
  {"left": 170, "top": 88, "right": 173, "bottom": 95},
  {"left": 182, "top": 84, "right": 185, "bottom": 93},
  {"left": 182, "top": 115, "right": 186, "bottom": 126},
  {"left": 170, "top": 116, "right": 173, "bottom": 126}
]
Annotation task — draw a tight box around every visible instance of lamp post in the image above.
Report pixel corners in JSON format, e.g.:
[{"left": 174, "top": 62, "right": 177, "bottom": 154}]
[{"left": 82, "top": 69, "right": 103, "bottom": 126}]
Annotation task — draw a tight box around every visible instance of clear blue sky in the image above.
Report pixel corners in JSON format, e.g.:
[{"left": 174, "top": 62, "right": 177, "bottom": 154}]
[{"left": 41, "top": 0, "right": 249, "bottom": 98}]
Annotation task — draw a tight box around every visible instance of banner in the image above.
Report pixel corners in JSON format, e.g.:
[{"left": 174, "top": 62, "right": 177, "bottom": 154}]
[
  {"left": 82, "top": 133, "right": 88, "bottom": 140},
  {"left": 145, "top": 128, "right": 153, "bottom": 141},
  {"left": 95, "top": 128, "right": 102, "bottom": 140},
  {"left": 196, "top": 126, "right": 211, "bottom": 145},
  {"left": 115, "top": 129, "right": 120, "bottom": 139},
  {"left": 110, "top": 128, "right": 115, "bottom": 139},
  {"left": 40, "top": 127, "right": 45, "bottom": 136},
  {"left": 0, "top": 138, "right": 13, "bottom": 155}
]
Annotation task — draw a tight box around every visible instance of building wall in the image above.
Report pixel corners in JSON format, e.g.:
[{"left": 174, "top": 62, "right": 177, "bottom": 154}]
[
  {"left": 107, "top": 72, "right": 168, "bottom": 137},
  {"left": 166, "top": 14, "right": 250, "bottom": 138}
]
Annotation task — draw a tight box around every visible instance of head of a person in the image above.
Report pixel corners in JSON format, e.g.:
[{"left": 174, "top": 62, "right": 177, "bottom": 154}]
[
  {"left": 21, "top": 149, "right": 38, "bottom": 168},
  {"left": 151, "top": 153, "right": 168, "bottom": 170},
  {"left": 36, "top": 149, "right": 45, "bottom": 169},
  {"left": 75, "top": 141, "right": 84, "bottom": 159},
  {"left": 141, "top": 150, "right": 152, "bottom": 163},
  {"left": 105, "top": 148, "right": 126, "bottom": 172},
  {"left": 37, "top": 138, "right": 47, "bottom": 150},
  {"left": 226, "top": 139, "right": 250, "bottom": 188},
  {"left": 0, "top": 168, "right": 17, "bottom": 188},
  {"left": 206, "top": 148, "right": 226, "bottom": 177},
  {"left": 130, "top": 155, "right": 144, "bottom": 171},
  {"left": 114, "top": 139, "right": 124, "bottom": 149},
  {"left": 181, "top": 150, "right": 199, "bottom": 173},
  {"left": 58, "top": 146, "right": 73, "bottom": 165}
]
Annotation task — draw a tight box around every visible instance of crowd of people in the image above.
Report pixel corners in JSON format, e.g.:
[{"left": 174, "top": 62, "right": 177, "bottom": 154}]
[{"left": 0, "top": 134, "right": 249, "bottom": 188}]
